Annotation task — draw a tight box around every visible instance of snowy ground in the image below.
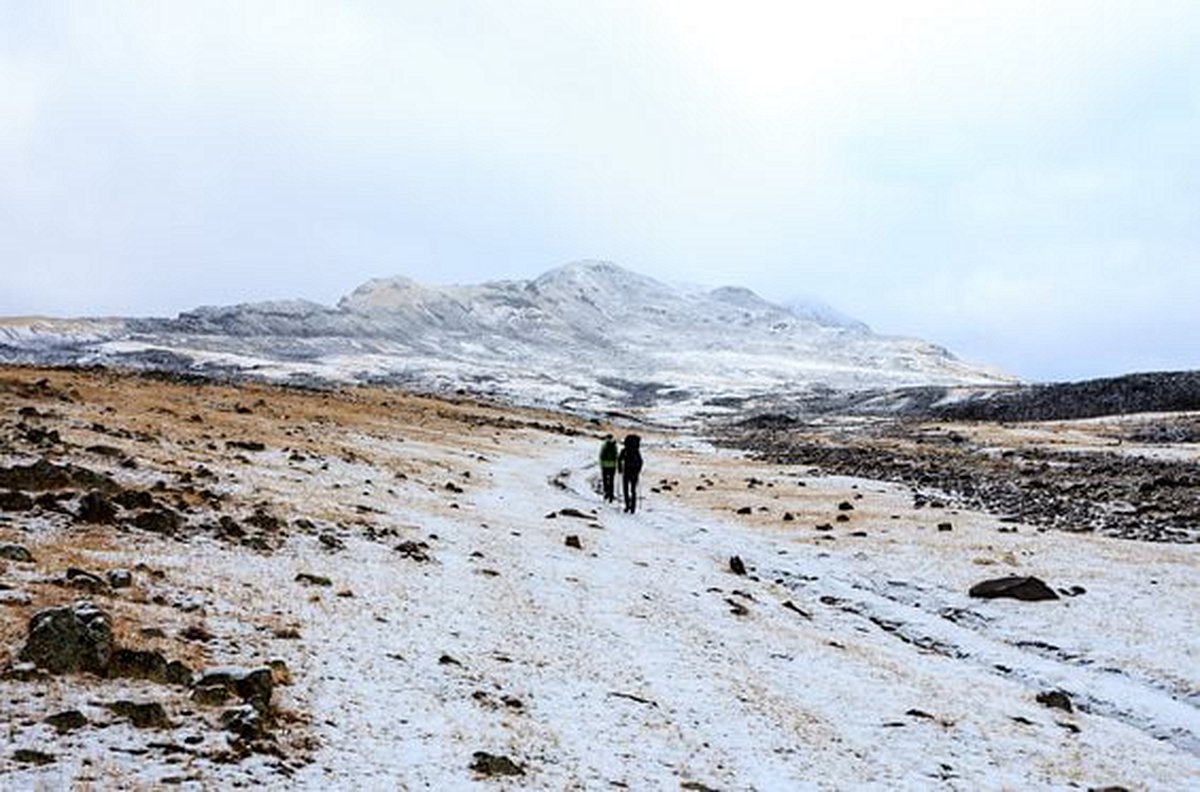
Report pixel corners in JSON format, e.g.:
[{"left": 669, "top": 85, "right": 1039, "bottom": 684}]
[{"left": 0, "top": 368, "right": 1197, "bottom": 790}]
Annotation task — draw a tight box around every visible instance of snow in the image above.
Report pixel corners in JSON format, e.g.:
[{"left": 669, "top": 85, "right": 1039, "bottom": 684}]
[{"left": 5, "top": 414, "right": 1195, "bottom": 789}]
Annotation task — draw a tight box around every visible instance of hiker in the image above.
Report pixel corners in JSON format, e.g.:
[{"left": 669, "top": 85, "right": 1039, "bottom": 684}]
[
  {"left": 617, "top": 434, "right": 643, "bottom": 514},
  {"left": 599, "top": 434, "right": 619, "bottom": 503}
]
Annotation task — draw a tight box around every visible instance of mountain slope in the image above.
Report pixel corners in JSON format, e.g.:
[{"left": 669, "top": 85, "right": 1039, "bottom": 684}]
[{"left": 0, "top": 261, "right": 1011, "bottom": 418}]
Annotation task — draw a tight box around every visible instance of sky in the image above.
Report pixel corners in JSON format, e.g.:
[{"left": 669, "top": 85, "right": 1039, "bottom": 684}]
[{"left": 1, "top": 1, "right": 1197, "bottom": 382}]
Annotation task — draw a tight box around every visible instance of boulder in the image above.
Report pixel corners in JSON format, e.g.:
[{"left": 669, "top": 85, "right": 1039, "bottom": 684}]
[
  {"left": 105, "top": 700, "right": 171, "bottom": 729},
  {"left": 77, "top": 491, "right": 117, "bottom": 524},
  {"left": 45, "top": 709, "right": 89, "bottom": 734},
  {"left": 106, "top": 568, "right": 134, "bottom": 589},
  {"left": 108, "top": 648, "right": 193, "bottom": 686},
  {"left": 19, "top": 601, "right": 113, "bottom": 674},
  {"left": 968, "top": 576, "right": 1060, "bottom": 602},
  {"left": 0, "top": 491, "right": 34, "bottom": 511},
  {"left": 195, "top": 666, "right": 274, "bottom": 711},
  {"left": 470, "top": 751, "right": 525, "bottom": 777},
  {"left": 0, "top": 543, "right": 34, "bottom": 563}
]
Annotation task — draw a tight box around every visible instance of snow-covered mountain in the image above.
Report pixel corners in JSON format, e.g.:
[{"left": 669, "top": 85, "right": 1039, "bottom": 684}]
[{"left": 0, "top": 261, "right": 1012, "bottom": 417}]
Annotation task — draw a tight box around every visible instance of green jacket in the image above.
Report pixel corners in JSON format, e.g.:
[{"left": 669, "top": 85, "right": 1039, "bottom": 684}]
[{"left": 599, "top": 439, "right": 619, "bottom": 469}]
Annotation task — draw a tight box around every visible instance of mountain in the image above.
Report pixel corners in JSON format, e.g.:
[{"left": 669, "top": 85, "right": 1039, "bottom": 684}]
[{"left": 0, "top": 261, "right": 1012, "bottom": 418}]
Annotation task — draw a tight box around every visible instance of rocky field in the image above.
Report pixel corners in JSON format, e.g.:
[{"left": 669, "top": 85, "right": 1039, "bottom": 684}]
[{"left": 0, "top": 366, "right": 1197, "bottom": 790}]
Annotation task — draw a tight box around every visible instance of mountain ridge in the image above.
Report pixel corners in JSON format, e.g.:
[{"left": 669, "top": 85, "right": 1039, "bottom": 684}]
[{"left": 0, "top": 261, "right": 1012, "bottom": 418}]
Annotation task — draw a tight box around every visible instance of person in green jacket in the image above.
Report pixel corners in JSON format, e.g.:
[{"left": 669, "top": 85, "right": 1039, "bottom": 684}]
[{"left": 599, "top": 434, "right": 619, "bottom": 503}]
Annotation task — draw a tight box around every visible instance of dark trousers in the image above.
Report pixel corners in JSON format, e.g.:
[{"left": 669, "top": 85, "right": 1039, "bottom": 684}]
[
  {"left": 601, "top": 467, "right": 616, "bottom": 502},
  {"left": 622, "top": 473, "right": 639, "bottom": 513}
]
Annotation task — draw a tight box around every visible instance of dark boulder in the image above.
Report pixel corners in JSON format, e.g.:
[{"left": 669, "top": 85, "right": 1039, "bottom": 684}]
[
  {"left": 108, "top": 648, "right": 192, "bottom": 686},
  {"left": 470, "top": 751, "right": 525, "bottom": 777},
  {"left": 195, "top": 666, "right": 274, "bottom": 711},
  {"left": 1036, "top": 689, "right": 1074, "bottom": 712},
  {"left": 0, "top": 542, "right": 34, "bottom": 562},
  {"left": 19, "top": 601, "right": 114, "bottom": 674},
  {"left": 968, "top": 576, "right": 1060, "bottom": 602},
  {"left": 105, "top": 700, "right": 171, "bottom": 729},
  {"left": 133, "top": 508, "right": 183, "bottom": 535},
  {"left": 45, "top": 709, "right": 89, "bottom": 734},
  {"left": 0, "top": 490, "right": 34, "bottom": 511},
  {"left": 77, "top": 491, "right": 117, "bottom": 524}
]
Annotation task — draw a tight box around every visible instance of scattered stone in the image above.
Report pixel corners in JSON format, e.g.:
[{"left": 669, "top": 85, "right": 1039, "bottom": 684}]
[
  {"left": 133, "top": 507, "right": 183, "bottom": 535},
  {"left": 65, "top": 567, "right": 108, "bottom": 593},
  {"left": 444, "top": 481, "right": 464, "bottom": 494},
  {"left": 106, "top": 568, "right": 134, "bottom": 589},
  {"left": 395, "top": 540, "right": 432, "bottom": 562},
  {"left": 837, "top": 501, "right": 854, "bottom": 511},
  {"left": 0, "top": 459, "right": 118, "bottom": 493},
  {"left": 226, "top": 440, "right": 266, "bottom": 452},
  {"left": 318, "top": 532, "right": 344, "bottom": 551},
  {"left": 221, "top": 705, "right": 268, "bottom": 741},
  {"left": 106, "top": 700, "right": 171, "bottom": 729},
  {"left": 815, "top": 523, "right": 833, "bottom": 532},
  {"left": 470, "top": 751, "right": 525, "bottom": 777},
  {"left": 192, "top": 684, "right": 232, "bottom": 707},
  {"left": 564, "top": 535, "right": 582, "bottom": 549},
  {"left": 295, "top": 573, "right": 332, "bottom": 587},
  {"left": 19, "top": 600, "right": 113, "bottom": 674},
  {"left": 77, "top": 491, "right": 117, "bottom": 523},
  {"left": 438, "top": 654, "right": 463, "bottom": 667},
  {"left": 1036, "top": 690, "right": 1074, "bottom": 713},
  {"left": 968, "top": 576, "right": 1060, "bottom": 602},
  {"left": 729, "top": 555, "right": 747, "bottom": 576},
  {"left": 45, "top": 709, "right": 89, "bottom": 733},
  {"left": 2, "top": 661, "right": 44, "bottom": 681},
  {"left": 558, "top": 508, "right": 595, "bottom": 520},
  {"left": 725, "top": 598, "right": 749, "bottom": 616},
  {"left": 268, "top": 658, "right": 292, "bottom": 686},
  {"left": 1059, "top": 585, "right": 1087, "bottom": 597},
  {"left": 180, "top": 624, "right": 215, "bottom": 642},
  {"left": 195, "top": 666, "right": 274, "bottom": 711},
  {"left": 781, "top": 600, "right": 812, "bottom": 619},
  {"left": 0, "top": 490, "right": 35, "bottom": 511},
  {"left": 13, "top": 748, "right": 55, "bottom": 765},
  {"left": 114, "top": 489, "right": 156, "bottom": 510},
  {"left": 735, "top": 506, "right": 752, "bottom": 515},
  {"left": 782, "top": 512, "right": 795, "bottom": 522},
  {"left": 835, "top": 514, "right": 850, "bottom": 523},
  {"left": 109, "top": 648, "right": 193, "bottom": 686},
  {"left": 0, "top": 542, "right": 34, "bottom": 562},
  {"left": 937, "top": 522, "right": 953, "bottom": 532},
  {"left": 680, "top": 782, "right": 720, "bottom": 792}
]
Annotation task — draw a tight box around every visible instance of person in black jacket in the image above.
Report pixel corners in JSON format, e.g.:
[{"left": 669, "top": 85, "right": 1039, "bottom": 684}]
[{"left": 617, "top": 434, "right": 643, "bottom": 514}]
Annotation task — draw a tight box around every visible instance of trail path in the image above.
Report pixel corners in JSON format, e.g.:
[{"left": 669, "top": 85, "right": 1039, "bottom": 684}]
[{"left": 280, "top": 433, "right": 1199, "bottom": 790}]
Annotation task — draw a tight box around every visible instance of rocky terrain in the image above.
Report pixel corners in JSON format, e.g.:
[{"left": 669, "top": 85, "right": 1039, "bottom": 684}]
[
  {"left": 723, "top": 414, "right": 1200, "bottom": 544},
  {"left": 0, "top": 364, "right": 1197, "bottom": 789}
]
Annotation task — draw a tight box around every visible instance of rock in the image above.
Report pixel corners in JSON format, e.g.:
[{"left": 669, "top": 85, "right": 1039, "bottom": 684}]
[
  {"left": 729, "top": 555, "right": 747, "bottom": 576},
  {"left": 105, "top": 700, "right": 171, "bottom": 729},
  {"left": 113, "top": 489, "right": 155, "bottom": 510},
  {"left": 268, "top": 658, "right": 292, "bottom": 686},
  {"left": 0, "top": 459, "right": 118, "bottom": 493},
  {"left": 0, "top": 590, "right": 33, "bottom": 606},
  {"left": 564, "top": 535, "right": 582, "bottom": 549},
  {"left": 470, "top": 751, "right": 525, "bottom": 777},
  {"left": 395, "top": 540, "right": 432, "bottom": 562},
  {"left": 45, "top": 709, "right": 89, "bottom": 733},
  {"left": 106, "top": 568, "right": 133, "bottom": 588},
  {"left": 220, "top": 705, "right": 268, "bottom": 741},
  {"left": 77, "top": 491, "right": 117, "bottom": 524},
  {"left": 19, "top": 601, "right": 113, "bottom": 674},
  {"left": 782, "top": 512, "right": 795, "bottom": 522},
  {"left": 735, "top": 506, "right": 752, "bottom": 515},
  {"left": 968, "top": 576, "right": 1060, "bottom": 602},
  {"left": 2, "top": 661, "right": 45, "bottom": 681},
  {"left": 65, "top": 567, "right": 108, "bottom": 592},
  {"left": 295, "top": 572, "right": 332, "bottom": 587},
  {"left": 0, "top": 490, "right": 34, "bottom": 511},
  {"left": 318, "top": 532, "right": 344, "bottom": 551},
  {"left": 1036, "top": 689, "right": 1074, "bottom": 713},
  {"left": 193, "top": 684, "right": 232, "bottom": 706},
  {"left": 132, "top": 507, "right": 183, "bottom": 535},
  {"left": 226, "top": 440, "right": 266, "bottom": 452},
  {"left": 13, "top": 748, "right": 55, "bottom": 765},
  {"left": 938, "top": 522, "right": 953, "bottom": 532},
  {"left": 195, "top": 666, "right": 274, "bottom": 710},
  {"left": 108, "top": 648, "right": 192, "bottom": 686},
  {"left": 0, "top": 543, "right": 34, "bottom": 562},
  {"left": 837, "top": 501, "right": 854, "bottom": 511},
  {"left": 558, "top": 508, "right": 595, "bottom": 519}
]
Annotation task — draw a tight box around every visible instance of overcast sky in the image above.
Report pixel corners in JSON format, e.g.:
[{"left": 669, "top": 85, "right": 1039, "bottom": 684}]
[{"left": 1, "top": 1, "right": 1196, "bottom": 382}]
